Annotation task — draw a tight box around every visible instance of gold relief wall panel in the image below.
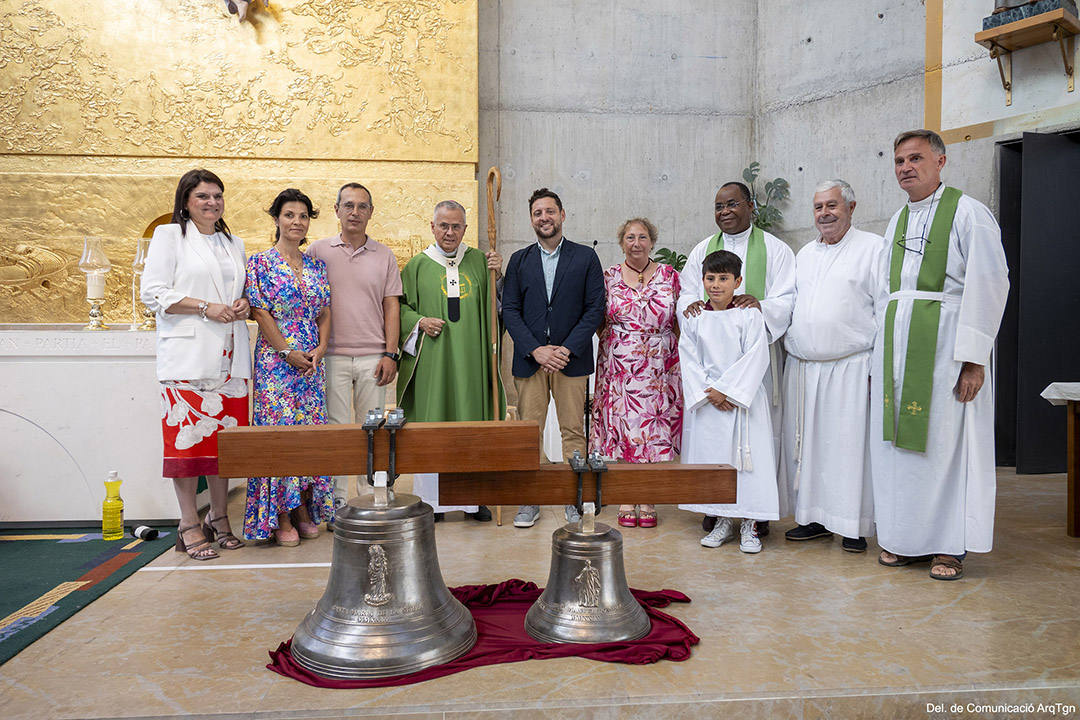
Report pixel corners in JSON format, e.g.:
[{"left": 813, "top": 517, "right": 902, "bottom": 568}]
[{"left": 0, "top": 0, "right": 478, "bottom": 323}]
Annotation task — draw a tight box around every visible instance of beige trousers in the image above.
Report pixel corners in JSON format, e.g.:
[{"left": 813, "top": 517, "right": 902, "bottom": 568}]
[
  {"left": 325, "top": 353, "right": 387, "bottom": 503},
  {"left": 515, "top": 370, "right": 588, "bottom": 464}
]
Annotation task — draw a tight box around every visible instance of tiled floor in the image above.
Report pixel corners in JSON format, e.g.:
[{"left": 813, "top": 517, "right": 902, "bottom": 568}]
[{"left": 1, "top": 469, "right": 1078, "bottom": 719}]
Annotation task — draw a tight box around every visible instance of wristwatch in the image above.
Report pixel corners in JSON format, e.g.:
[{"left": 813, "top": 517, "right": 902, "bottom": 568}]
[
  {"left": 382, "top": 351, "right": 400, "bottom": 362},
  {"left": 277, "top": 349, "right": 290, "bottom": 361}
]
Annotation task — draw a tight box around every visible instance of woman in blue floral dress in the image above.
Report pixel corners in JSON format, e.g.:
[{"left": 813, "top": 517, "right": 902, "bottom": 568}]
[{"left": 243, "top": 189, "right": 334, "bottom": 545}]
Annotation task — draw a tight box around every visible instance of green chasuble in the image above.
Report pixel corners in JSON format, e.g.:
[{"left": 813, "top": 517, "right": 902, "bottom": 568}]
[{"left": 397, "top": 246, "right": 506, "bottom": 422}]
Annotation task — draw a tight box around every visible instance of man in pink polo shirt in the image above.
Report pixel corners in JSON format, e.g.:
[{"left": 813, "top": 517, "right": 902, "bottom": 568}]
[{"left": 307, "top": 183, "right": 403, "bottom": 509}]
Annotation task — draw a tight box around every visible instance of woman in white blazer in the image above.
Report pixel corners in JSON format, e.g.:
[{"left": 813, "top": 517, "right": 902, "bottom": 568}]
[{"left": 141, "top": 169, "right": 251, "bottom": 561}]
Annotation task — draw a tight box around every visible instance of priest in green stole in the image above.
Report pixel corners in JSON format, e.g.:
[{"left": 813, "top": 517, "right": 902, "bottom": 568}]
[
  {"left": 678, "top": 181, "right": 797, "bottom": 535},
  {"left": 872, "top": 130, "right": 1009, "bottom": 581},
  {"left": 398, "top": 200, "right": 506, "bottom": 521}
]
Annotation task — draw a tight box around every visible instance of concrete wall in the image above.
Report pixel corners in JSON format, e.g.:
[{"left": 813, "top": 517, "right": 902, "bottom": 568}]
[
  {"left": 480, "top": 1, "right": 1079, "bottom": 261},
  {"left": 478, "top": 0, "right": 758, "bottom": 267},
  {"left": 755, "top": 0, "right": 927, "bottom": 249},
  {"left": 754, "top": 0, "right": 1080, "bottom": 250}
]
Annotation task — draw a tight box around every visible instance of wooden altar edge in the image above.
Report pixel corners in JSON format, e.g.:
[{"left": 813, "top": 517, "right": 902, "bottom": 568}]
[
  {"left": 439, "top": 464, "right": 737, "bottom": 506},
  {"left": 217, "top": 421, "right": 540, "bottom": 478}
]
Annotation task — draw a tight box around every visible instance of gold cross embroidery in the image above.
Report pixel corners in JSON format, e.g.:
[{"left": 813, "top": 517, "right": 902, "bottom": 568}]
[
  {"left": 907, "top": 401, "right": 922, "bottom": 416},
  {"left": 884, "top": 394, "right": 890, "bottom": 408}
]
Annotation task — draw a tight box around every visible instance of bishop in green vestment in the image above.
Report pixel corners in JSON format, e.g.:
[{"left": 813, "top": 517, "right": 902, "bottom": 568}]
[{"left": 397, "top": 201, "right": 505, "bottom": 516}]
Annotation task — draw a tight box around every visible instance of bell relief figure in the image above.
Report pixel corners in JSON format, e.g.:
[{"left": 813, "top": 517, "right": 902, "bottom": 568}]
[
  {"left": 573, "top": 560, "right": 602, "bottom": 608},
  {"left": 364, "top": 545, "right": 392, "bottom": 607}
]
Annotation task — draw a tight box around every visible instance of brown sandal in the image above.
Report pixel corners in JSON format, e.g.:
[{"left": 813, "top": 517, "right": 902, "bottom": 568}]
[
  {"left": 930, "top": 554, "right": 963, "bottom": 581},
  {"left": 175, "top": 524, "right": 218, "bottom": 561},
  {"left": 202, "top": 515, "right": 246, "bottom": 550},
  {"left": 878, "top": 551, "right": 932, "bottom": 567}
]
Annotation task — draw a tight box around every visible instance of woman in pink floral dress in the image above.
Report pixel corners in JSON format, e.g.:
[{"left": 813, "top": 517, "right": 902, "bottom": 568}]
[{"left": 590, "top": 218, "right": 682, "bottom": 528}]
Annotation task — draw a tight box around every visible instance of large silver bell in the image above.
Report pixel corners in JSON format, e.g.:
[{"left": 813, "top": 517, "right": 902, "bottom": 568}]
[
  {"left": 290, "top": 493, "right": 476, "bottom": 678},
  {"left": 525, "top": 518, "right": 651, "bottom": 643}
]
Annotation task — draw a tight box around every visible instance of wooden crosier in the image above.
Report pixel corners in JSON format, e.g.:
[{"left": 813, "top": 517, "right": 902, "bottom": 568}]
[{"left": 486, "top": 166, "right": 503, "bottom": 525}]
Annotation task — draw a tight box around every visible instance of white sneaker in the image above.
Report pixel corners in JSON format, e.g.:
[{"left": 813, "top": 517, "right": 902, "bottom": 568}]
[
  {"left": 701, "top": 517, "right": 735, "bottom": 547},
  {"left": 740, "top": 519, "right": 762, "bottom": 553}
]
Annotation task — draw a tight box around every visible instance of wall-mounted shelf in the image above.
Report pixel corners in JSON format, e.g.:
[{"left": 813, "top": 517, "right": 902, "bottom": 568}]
[{"left": 975, "top": 7, "right": 1079, "bottom": 105}]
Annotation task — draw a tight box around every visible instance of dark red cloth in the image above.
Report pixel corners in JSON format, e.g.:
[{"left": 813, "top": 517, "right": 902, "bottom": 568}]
[{"left": 267, "top": 579, "right": 698, "bottom": 688}]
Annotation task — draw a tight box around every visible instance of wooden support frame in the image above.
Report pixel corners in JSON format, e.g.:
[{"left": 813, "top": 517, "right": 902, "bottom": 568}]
[
  {"left": 217, "top": 421, "right": 540, "bottom": 478},
  {"left": 439, "top": 464, "right": 737, "bottom": 506},
  {"left": 218, "top": 421, "right": 737, "bottom": 508}
]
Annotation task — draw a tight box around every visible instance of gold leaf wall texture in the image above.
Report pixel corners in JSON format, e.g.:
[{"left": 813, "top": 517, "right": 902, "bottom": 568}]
[{"left": 0, "top": 0, "right": 478, "bottom": 323}]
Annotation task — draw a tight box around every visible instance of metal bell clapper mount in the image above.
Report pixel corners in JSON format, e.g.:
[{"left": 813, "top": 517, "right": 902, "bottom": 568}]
[
  {"left": 361, "top": 407, "right": 386, "bottom": 504},
  {"left": 525, "top": 451, "right": 651, "bottom": 644},
  {"left": 588, "top": 450, "right": 607, "bottom": 511},
  {"left": 384, "top": 407, "right": 407, "bottom": 497},
  {"left": 290, "top": 408, "right": 477, "bottom": 678},
  {"left": 569, "top": 450, "right": 589, "bottom": 516}
]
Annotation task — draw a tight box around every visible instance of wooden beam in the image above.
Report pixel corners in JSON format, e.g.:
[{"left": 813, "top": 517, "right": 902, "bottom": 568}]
[
  {"left": 438, "top": 463, "right": 737, "bottom": 506},
  {"left": 217, "top": 421, "right": 540, "bottom": 478}
]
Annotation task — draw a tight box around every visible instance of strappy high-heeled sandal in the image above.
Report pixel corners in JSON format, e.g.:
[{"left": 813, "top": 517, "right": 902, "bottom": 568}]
[
  {"left": 202, "top": 515, "right": 246, "bottom": 550},
  {"left": 175, "top": 524, "right": 219, "bottom": 561}
]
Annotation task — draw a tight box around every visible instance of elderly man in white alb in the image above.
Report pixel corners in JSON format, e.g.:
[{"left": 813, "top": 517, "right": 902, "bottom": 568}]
[
  {"left": 873, "top": 129, "right": 1009, "bottom": 581},
  {"left": 781, "top": 180, "right": 884, "bottom": 553},
  {"left": 680, "top": 181, "right": 796, "bottom": 541}
]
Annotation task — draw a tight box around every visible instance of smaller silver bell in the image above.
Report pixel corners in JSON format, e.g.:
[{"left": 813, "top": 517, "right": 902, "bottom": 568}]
[{"left": 525, "top": 507, "right": 651, "bottom": 644}]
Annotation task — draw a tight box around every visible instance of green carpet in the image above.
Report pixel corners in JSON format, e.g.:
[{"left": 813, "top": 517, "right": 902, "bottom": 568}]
[{"left": 0, "top": 527, "right": 174, "bottom": 666}]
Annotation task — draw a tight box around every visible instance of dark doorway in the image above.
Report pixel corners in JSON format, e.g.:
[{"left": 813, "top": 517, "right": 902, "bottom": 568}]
[{"left": 995, "top": 130, "right": 1080, "bottom": 473}]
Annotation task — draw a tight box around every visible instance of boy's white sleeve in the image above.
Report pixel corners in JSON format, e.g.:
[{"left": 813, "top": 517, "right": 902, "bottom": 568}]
[
  {"left": 677, "top": 317, "right": 714, "bottom": 412},
  {"left": 712, "top": 311, "right": 769, "bottom": 409}
]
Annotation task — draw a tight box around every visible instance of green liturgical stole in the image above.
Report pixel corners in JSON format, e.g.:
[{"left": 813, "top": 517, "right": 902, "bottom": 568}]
[
  {"left": 882, "top": 186, "right": 962, "bottom": 452},
  {"left": 703, "top": 225, "right": 767, "bottom": 302}
]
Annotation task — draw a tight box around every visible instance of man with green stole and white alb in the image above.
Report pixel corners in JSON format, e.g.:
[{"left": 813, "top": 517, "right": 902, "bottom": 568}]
[
  {"left": 873, "top": 129, "right": 1009, "bottom": 581},
  {"left": 679, "top": 181, "right": 796, "bottom": 539},
  {"left": 397, "top": 200, "right": 505, "bottom": 521}
]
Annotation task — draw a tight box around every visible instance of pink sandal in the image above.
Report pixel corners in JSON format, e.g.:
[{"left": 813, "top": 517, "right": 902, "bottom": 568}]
[
  {"left": 617, "top": 508, "right": 638, "bottom": 527},
  {"left": 637, "top": 508, "right": 658, "bottom": 528},
  {"left": 290, "top": 507, "right": 320, "bottom": 539}
]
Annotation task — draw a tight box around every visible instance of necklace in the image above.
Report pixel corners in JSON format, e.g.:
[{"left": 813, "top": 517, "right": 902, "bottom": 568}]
[
  {"left": 277, "top": 248, "right": 304, "bottom": 279},
  {"left": 624, "top": 258, "right": 651, "bottom": 285}
]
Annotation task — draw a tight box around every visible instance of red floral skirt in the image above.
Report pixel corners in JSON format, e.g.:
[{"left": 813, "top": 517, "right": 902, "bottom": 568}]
[{"left": 159, "top": 346, "right": 249, "bottom": 478}]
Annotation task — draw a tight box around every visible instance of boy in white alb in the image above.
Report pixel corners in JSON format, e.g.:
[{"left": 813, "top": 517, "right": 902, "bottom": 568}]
[{"left": 678, "top": 250, "right": 778, "bottom": 553}]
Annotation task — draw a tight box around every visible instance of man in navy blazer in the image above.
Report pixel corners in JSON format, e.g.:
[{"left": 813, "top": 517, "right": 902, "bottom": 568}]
[{"left": 502, "top": 188, "right": 605, "bottom": 528}]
